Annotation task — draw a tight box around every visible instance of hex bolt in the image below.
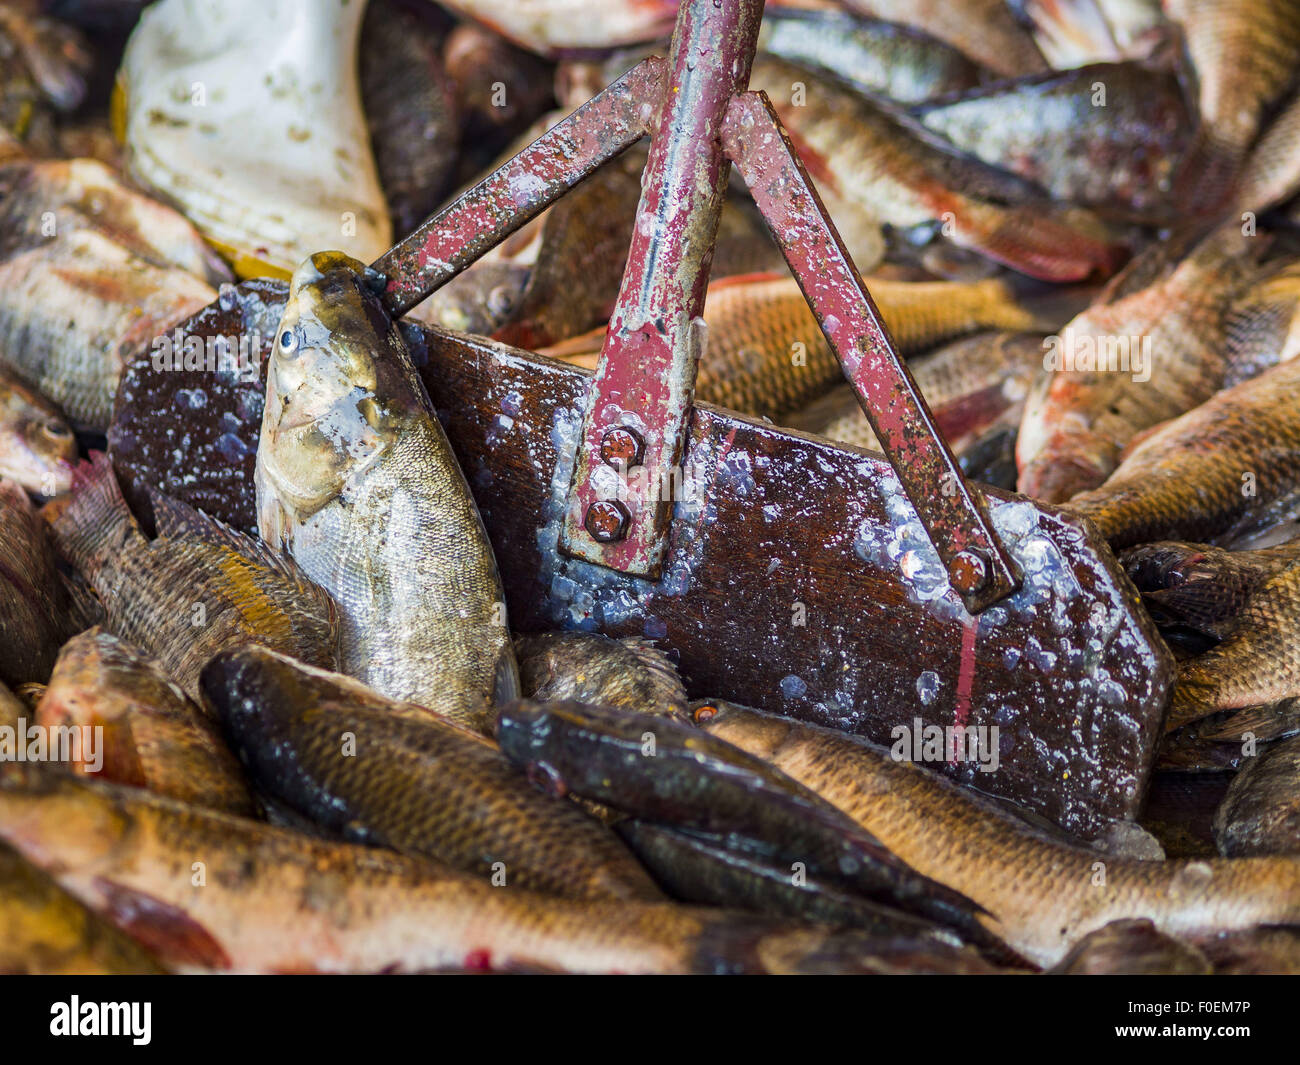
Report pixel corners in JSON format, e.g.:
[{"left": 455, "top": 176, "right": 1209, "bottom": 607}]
[
  {"left": 600, "top": 426, "right": 644, "bottom": 469},
  {"left": 585, "top": 500, "right": 631, "bottom": 543},
  {"left": 950, "top": 549, "right": 991, "bottom": 596}
]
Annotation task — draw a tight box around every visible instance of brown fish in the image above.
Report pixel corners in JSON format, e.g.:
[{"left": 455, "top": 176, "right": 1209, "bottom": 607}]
[
  {"left": 783, "top": 331, "right": 1045, "bottom": 461},
  {"left": 839, "top": 0, "right": 1049, "bottom": 77},
  {"left": 443, "top": 20, "right": 553, "bottom": 161},
  {"left": 1223, "top": 260, "right": 1300, "bottom": 388},
  {"left": 36, "top": 628, "right": 255, "bottom": 816},
  {"left": 746, "top": 59, "right": 1125, "bottom": 283},
  {"left": 44, "top": 452, "right": 339, "bottom": 703},
  {"left": 1066, "top": 357, "right": 1300, "bottom": 547},
  {"left": 1213, "top": 734, "right": 1300, "bottom": 856},
  {"left": 0, "top": 478, "right": 78, "bottom": 686},
  {"left": 690, "top": 699, "right": 1300, "bottom": 967},
  {"left": 913, "top": 62, "right": 1189, "bottom": 219},
  {"left": 1165, "top": 0, "right": 1300, "bottom": 211},
  {"left": 0, "top": 767, "right": 967, "bottom": 974},
  {"left": 1167, "top": 564, "right": 1300, "bottom": 731},
  {"left": 1232, "top": 92, "right": 1300, "bottom": 216},
  {"left": 0, "top": 840, "right": 165, "bottom": 975},
  {"left": 1049, "top": 918, "right": 1212, "bottom": 974},
  {"left": 0, "top": 226, "right": 215, "bottom": 431},
  {"left": 516, "top": 631, "right": 688, "bottom": 718},
  {"left": 1199, "top": 928, "right": 1300, "bottom": 973},
  {"left": 1017, "top": 223, "right": 1267, "bottom": 503},
  {"left": 0, "top": 363, "right": 76, "bottom": 497},
  {"left": 203, "top": 645, "right": 663, "bottom": 902}
]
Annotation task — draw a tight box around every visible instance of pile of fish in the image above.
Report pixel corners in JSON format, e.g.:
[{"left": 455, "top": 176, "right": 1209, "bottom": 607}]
[{"left": 2, "top": 0, "right": 1300, "bottom": 975}]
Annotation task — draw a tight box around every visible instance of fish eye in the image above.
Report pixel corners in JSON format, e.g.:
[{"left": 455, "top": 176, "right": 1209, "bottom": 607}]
[
  {"left": 487, "top": 284, "right": 517, "bottom": 318},
  {"left": 692, "top": 705, "right": 717, "bottom": 723},
  {"left": 279, "top": 329, "right": 299, "bottom": 354},
  {"left": 41, "top": 422, "right": 72, "bottom": 440}
]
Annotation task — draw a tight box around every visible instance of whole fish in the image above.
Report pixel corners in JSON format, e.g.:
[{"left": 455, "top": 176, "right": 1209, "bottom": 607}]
[
  {"left": 0, "top": 226, "right": 215, "bottom": 431},
  {"left": 255, "top": 252, "right": 519, "bottom": 728},
  {"left": 516, "top": 631, "right": 688, "bottom": 718},
  {"left": 746, "top": 59, "right": 1124, "bottom": 283},
  {"left": 1017, "top": 223, "right": 1266, "bottom": 502},
  {"left": 203, "top": 645, "right": 663, "bottom": 902},
  {"left": 0, "top": 841, "right": 165, "bottom": 975},
  {"left": 913, "top": 62, "right": 1189, "bottom": 218},
  {"left": 1049, "top": 918, "right": 1212, "bottom": 974},
  {"left": 616, "top": 819, "right": 977, "bottom": 950},
  {"left": 495, "top": 699, "right": 995, "bottom": 942},
  {"left": 36, "top": 628, "right": 255, "bottom": 816},
  {"left": 839, "top": 0, "right": 1049, "bottom": 77},
  {"left": 783, "top": 332, "right": 1045, "bottom": 462},
  {"left": 1232, "top": 93, "right": 1300, "bottom": 216},
  {"left": 44, "top": 452, "right": 339, "bottom": 702},
  {"left": 0, "top": 157, "right": 231, "bottom": 282},
  {"left": 690, "top": 699, "right": 1300, "bottom": 967},
  {"left": 0, "top": 478, "right": 78, "bottom": 686},
  {"left": 360, "top": 0, "right": 459, "bottom": 238},
  {"left": 1121, "top": 539, "right": 1300, "bottom": 639},
  {"left": 1164, "top": 0, "right": 1300, "bottom": 211},
  {"left": 1167, "top": 564, "right": 1300, "bottom": 731},
  {"left": 757, "top": 8, "right": 982, "bottom": 105},
  {"left": 0, "top": 768, "right": 967, "bottom": 975},
  {"left": 437, "top": 0, "right": 679, "bottom": 57},
  {"left": 0, "top": 364, "right": 75, "bottom": 497},
  {"left": 1066, "top": 357, "right": 1300, "bottom": 547},
  {"left": 549, "top": 275, "right": 1055, "bottom": 419},
  {"left": 1213, "top": 735, "right": 1300, "bottom": 856},
  {"left": 1223, "top": 261, "right": 1300, "bottom": 388}
]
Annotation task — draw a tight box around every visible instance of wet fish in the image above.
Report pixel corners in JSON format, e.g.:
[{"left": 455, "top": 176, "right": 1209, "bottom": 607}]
[
  {"left": 839, "top": 0, "right": 1049, "bottom": 77},
  {"left": 758, "top": 8, "right": 982, "bottom": 105},
  {"left": 204, "top": 645, "right": 663, "bottom": 901},
  {"left": 0, "top": 478, "right": 78, "bottom": 687},
  {"left": 913, "top": 62, "right": 1189, "bottom": 219},
  {"left": 1232, "top": 92, "right": 1300, "bottom": 216},
  {"left": 1213, "top": 734, "right": 1300, "bottom": 856},
  {"left": 0, "top": 156, "right": 230, "bottom": 282},
  {"left": 36, "top": 628, "right": 255, "bottom": 816},
  {"left": 746, "top": 59, "right": 1125, "bottom": 283},
  {"left": 1165, "top": 0, "right": 1300, "bottom": 211},
  {"left": 783, "top": 332, "right": 1045, "bottom": 461},
  {"left": 1067, "top": 357, "right": 1300, "bottom": 547},
  {"left": 360, "top": 0, "right": 459, "bottom": 238},
  {"left": 1223, "top": 260, "right": 1300, "bottom": 388},
  {"left": 495, "top": 699, "right": 994, "bottom": 941},
  {"left": 44, "top": 452, "right": 339, "bottom": 702},
  {"left": 0, "top": 364, "right": 75, "bottom": 497},
  {"left": 1121, "top": 539, "right": 1300, "bottom": 639},
  {"left": 616, "top": 819, "right": 976, "bottom": 948},
  {"left": 516, "top": 631, "right": 688, "bottom": 718},
  {"left": 0, "top": 226, "right": 215, "bottom": 431},
  {"left": 1049, "top": 918, "right": 1212, "bottom": 974},
  {"left": 0, "top": 840, "right": 165, "bottom": 975},
  {"left": 1167, "top": 564, "right": 1300, "bottom": 731},
  {"left": 255, "top": 252, "right": 518, "bottom": 729},
  {"left": 689, "top": 699, "right": 1300, "bottom": 967},
  {"left": 1017, "top": 223, "right": 1267, "bottom": 502},
  {"left": 1155, "top": 699, "right": 1300, "bottom": 773},
  {"left": 438, "top": 0, "right": 679, "bottom": 57},
  {"left": 0, "top": 767, "right": 967, "bottom": 974}
]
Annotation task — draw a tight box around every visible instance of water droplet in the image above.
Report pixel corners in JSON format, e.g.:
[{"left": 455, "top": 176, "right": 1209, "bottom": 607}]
[{"left": 780, "top": 674, "right": 807, "bottom": 699}]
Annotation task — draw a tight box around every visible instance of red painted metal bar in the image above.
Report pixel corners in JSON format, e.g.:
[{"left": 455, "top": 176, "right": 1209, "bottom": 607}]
[
  {"left": 721, "top": 90, "right": 1020, "bottom": 612},
  {"left": 373, "top": 57, "right": 666, "bottom": 317},
  {"left": 558, "top": 0, "right": 766, "bottom": 578}
]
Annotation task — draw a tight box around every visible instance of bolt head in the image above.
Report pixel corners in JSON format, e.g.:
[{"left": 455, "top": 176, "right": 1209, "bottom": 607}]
[
  {"left": 584, "top": 500, "right": 631, "bottom": 543},
  {"left": 950, "top": 549, "right": 990, "bottom": 595},
  {"left": 600, "top": 426, "right": 644, "bottom": 469}
]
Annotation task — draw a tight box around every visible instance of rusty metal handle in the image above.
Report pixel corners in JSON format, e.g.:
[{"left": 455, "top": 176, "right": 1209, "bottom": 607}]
[
  {"left": 558, "top": 0, "right": 767, "bottom": 578},
  {"left": 722, "top": 91, "right": 1020, "bottom": 611},
  {"left": 372, "top": 57, "right": 666, "bottom": 317}
]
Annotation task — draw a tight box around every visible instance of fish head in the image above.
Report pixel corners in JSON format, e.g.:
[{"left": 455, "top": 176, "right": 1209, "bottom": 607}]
[
  {"left": 259, "top": 252, "right": 424, "bottom": 519},
  {"left": 689, "top": 698, "right": 791, "bottom": 757},
  {"left": 0, "top": 376, "right": 76, "bottom": 497}
]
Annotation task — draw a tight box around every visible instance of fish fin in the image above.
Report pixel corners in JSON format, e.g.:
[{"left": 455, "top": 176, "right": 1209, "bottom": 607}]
[
  {"left": 58, "top": 569, "right": 105, "bottom": 630},
  {"left": 616, "top": 637, "right": 688, "bottom": 704},
  {"left": 492, "top": 646, "right": 521, "bottom": 706},
  {"left": 92, "top": 878, "right": 231, "bottom": 970},
  {"left": 41, "top": 451, "right": 140, "bottom": 583}
]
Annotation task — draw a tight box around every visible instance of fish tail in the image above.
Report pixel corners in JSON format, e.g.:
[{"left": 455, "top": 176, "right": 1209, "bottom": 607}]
[{"left": 42, "top": 451, "right": 140, "bottom": 585}]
